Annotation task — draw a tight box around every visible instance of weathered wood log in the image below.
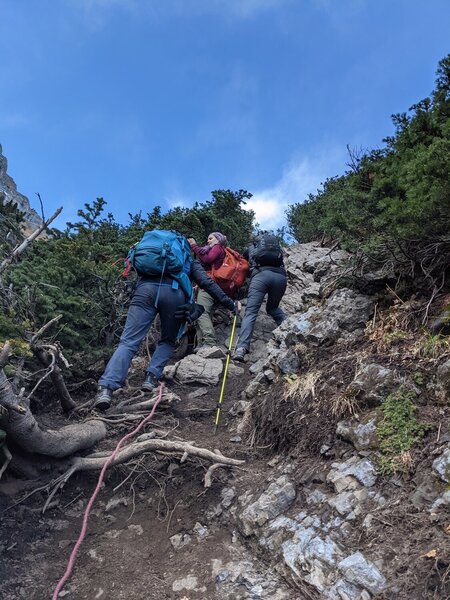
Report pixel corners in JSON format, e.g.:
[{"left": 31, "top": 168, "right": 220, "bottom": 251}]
[{"left": 0, "top": 369, "right": 106, "bottom": 458}]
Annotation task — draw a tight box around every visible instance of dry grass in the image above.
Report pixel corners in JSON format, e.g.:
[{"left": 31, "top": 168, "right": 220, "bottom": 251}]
[
  {"left": 365, "top": 299, "right": 421, "bottom": 354},
  {"left": 330, "top": 390, "right": 360, "bottom": 418},
  {"left": 415, "top": 333, "right": 450, "bottom": 360},
  {"left": 247, "top": 370, "right": 339, "bottom": 454},
  {"left": 283, "top": 371, "right": 320, "bottom": 403}
]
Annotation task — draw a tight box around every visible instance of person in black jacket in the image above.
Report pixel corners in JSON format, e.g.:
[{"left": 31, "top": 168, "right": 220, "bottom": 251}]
[
  {"left": 233, "top": 234, "right": 287, "bottom": 362},
  {"left": 94, "top": 257, "right": 236, "bottom": 410}
]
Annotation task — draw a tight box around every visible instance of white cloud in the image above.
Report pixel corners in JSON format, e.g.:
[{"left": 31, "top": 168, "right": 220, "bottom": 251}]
[
  {"left": 165, "top": 192, "right": 191, "bottom": 210},
  {"left": 246, "top": 148, "right": 346, "bottom": 231}
]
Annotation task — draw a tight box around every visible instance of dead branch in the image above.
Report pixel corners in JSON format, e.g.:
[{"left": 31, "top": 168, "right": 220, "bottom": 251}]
[
  {"left": 31, "top": 315, "right": 62, "bottom": 344},
  {"left": 42, "top": 439, "right": 245, "bottom": 511},
  {"left": 0, "top": 206, "right": 63, "bottom": 274},
  {"left": 0, "top": 443, "right": 12, "bottom": 481},
  {"left": 31, "top": 344, "right": 76, "bottom": 412},
  {"left": 12, "top": 356, "right": 25, "bottom": 390},
  {"left": 25, "top": 349, "right": 56, "bottom": 400},
  {"left": 0, "top": 369, "right": 27, "bottom": 414}
]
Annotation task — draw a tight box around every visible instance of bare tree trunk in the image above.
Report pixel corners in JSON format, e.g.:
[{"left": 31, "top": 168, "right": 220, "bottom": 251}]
[{"left": 0, "top": 370, "right": 106, "bottom": 458}]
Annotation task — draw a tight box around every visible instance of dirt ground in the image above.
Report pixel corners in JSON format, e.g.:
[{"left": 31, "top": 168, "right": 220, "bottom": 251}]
[
  {"left": 1, "top": 348, "right": 450, "bottom": 599},
  {"left": 0, "top": 369, "right": 290, "bottom": 600}
]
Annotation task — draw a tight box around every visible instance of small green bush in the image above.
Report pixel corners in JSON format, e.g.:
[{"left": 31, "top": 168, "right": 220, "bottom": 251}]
[
  {"left": 376, "top": 386, "right": 429, "bottom": 474},
  {"left": 286, "top": 54, "right": 450, "bottom": 282}
]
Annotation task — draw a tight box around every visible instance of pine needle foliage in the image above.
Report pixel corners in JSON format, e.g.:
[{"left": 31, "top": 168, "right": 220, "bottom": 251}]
[
  {"left": 287, "top": 55, "right": 450, "bottom": 284},
  {"left": 0, "top": 190, "right": 254, "bottom": 377}
]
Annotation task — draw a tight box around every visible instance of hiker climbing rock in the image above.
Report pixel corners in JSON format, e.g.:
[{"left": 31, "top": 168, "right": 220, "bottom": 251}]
[
  {"left": 233, "top": 233, "right": 287, "bottom": 362},
  {"left": 95, "top": 230, "right": 236, "bottom": 410},
  {"left": 189, "top": 232, "right": 248, "bottom": 351},
  {"left": 188, "top": 232, "right": 228, "bottom": 350}
]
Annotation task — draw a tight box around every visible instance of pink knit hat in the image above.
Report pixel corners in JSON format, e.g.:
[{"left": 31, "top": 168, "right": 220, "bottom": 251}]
[{"left": 211, "top": 232, "right": 227, "bottom": 246}]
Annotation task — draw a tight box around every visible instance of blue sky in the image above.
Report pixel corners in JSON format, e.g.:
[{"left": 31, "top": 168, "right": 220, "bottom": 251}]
[{"left": 1, "top": 0, "right": 449, "bottom": 232}]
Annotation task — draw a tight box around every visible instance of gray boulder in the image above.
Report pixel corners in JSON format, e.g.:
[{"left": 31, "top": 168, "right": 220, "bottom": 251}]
[
  {"left": 277, "top": 289, "right": 375, "bottom": 348},
  {"left": 432, "top": 445, "right": 450, "bottom": 482},
  {"left": 347, "top": 363, "right": 398, "bottom": 406},
  {"left": 239, "top": 476, "right": 296, "bottom": 536},
  {"left": 336, "top": 412, "right": 381, "bottom": 451},
  {"left": 436, "top": 359, "right": 450, "bottom": 403},
  {"left": 338, "top": 552, "right": 386, "bottom": 595},
  {"left": 174, "top": 355, "right": 223, "bottom": 386}
]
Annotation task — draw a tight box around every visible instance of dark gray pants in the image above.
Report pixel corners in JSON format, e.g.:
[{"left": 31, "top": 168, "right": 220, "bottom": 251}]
[
  {"left": 99, "top": 280, "right": 185, "bottom": 389},
  {"left": 237, "top": 270, "right": 287, "bottom": 351}
]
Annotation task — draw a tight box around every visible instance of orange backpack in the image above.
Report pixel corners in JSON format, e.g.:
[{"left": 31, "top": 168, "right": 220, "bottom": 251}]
[{"left": 211, "top": 247, "right": 249, "bottom": 296}]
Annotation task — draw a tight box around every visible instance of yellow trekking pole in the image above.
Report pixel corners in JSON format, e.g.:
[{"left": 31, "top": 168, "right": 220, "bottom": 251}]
[{"left": 214, "top": 313, "right": 237, "bottom": 433}]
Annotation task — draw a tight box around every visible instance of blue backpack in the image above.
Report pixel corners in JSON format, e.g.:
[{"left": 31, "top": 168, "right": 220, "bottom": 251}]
[{"left": 125, "top": 230, "right": 193, "bottom": 304}]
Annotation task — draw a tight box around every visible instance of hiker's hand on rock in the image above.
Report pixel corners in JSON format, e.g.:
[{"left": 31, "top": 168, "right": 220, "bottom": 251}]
[{"left": 187, "top": 237, "right": 196, "bottom": 246}]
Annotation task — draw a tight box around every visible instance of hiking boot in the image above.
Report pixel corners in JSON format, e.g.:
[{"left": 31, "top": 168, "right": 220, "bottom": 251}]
[
  {"left": 233, "top": 347, "right": 247, "bottom": 362},
  {"left": 94, "top": 386, "right": 113, "bottom": 411},
  {"left": 142, "top": 373, "right": 159, "bottom": 392}
]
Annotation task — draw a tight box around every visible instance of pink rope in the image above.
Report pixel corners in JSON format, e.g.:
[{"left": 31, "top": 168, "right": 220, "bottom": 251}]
[{"left": 52, "top": 384, "right": 164, "bottom": 599}]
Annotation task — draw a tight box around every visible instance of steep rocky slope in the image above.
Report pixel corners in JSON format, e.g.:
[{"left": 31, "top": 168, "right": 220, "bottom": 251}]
[
  {"left": 0, "top": 144, "right": 43, "bottom": 232},
  {"left": 0, "top": 242, "right": 449, "bottom": 600}
]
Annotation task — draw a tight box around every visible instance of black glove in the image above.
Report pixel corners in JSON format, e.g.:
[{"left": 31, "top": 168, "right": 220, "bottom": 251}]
[{"left": 174, "top": 302, "right": 205, "bottom": 323}]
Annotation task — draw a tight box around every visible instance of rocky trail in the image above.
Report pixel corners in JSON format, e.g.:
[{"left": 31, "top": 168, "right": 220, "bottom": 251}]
[{"left": 1, "top": 242, "right": 450, "bottom": 600}]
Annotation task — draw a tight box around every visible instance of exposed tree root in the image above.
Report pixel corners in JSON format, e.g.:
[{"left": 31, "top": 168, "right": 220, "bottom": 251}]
[
  {"left": 0, "top": 369, "right": 106, "bottom": 458},
  {"left": 204, "top": 463, "right": 228, "bottom": 488},
  {"left": 42, "top": 439, "right": 244, "bottom": 512}
]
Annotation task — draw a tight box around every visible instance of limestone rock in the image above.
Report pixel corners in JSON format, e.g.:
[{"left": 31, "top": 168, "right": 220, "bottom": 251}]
[
  {"left": 347, "top": 363, "right": 398, "bottom": 406},
  {"left": 431, "top": 490, "right": 450, "bottom": 512},
  {"left": 327, "top": 456, "right": 377, "bottom": 490},
  {"left": 0, "top": 145, "right": 43, "bottom": 233},
  {"left": 275, "top": 348, "right": 300, "bottom": 375},
  {"left": 211, "top": 556, "right": 292, "bottom": 599},
  {"left": 174, "top": 355, "right": 223, "bottom": 386},
  {"left": 244, "top": 372, "right": 266, "bottom": 399},
  {"left": 172, "top": 575, "right": 200, "bottom": 592},
  {"left": 432, "top": 445, "right": 450, "bottom": 482},
  {"left": 436, "top": 359, "right": 450, "bottom": 402},
  {"left": 170, "top": 533, "right": 192, "bottom": 549},
  {"left": 336, "top": 412, "right": 381, "bottom": 451},
  {"left": 227, "top": 363, "right": 245, "bottom": 377},
  {"left": 239, "top": 476, "right": 296, "bottom": 536},
  {"left": 195, "top": 345, "right": 226, "bottom": 359},
  {"left": 277, "top": 289, "right": 374, "bottom": 348},
  {"left": 338, "top": 552, "right": 386, "bottom": 595}
]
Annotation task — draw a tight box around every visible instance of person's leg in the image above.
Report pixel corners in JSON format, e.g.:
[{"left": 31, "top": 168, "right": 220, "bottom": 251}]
[
  {"left": 146, "top": 285, "right": 186, "bottom": 380},
  {"left": 265, "top": 271, "right": 287, "bottom": 325},
  {"left": 195, "top": 288, "right": 216, "bottom": 346},
  {"left": 235, "top": 272, "right": 269, "bottom": 351},
  {"left": 99, "top": 281, "right": 157, "bottom": 390}
]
